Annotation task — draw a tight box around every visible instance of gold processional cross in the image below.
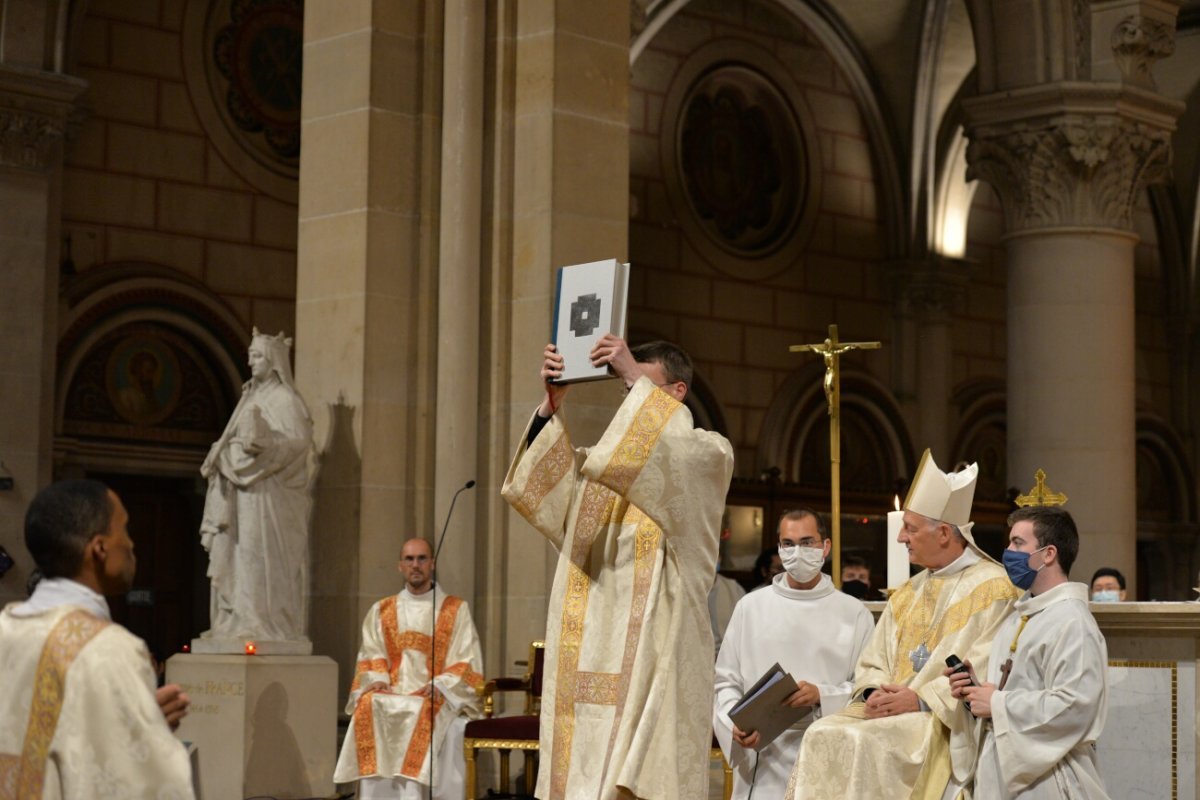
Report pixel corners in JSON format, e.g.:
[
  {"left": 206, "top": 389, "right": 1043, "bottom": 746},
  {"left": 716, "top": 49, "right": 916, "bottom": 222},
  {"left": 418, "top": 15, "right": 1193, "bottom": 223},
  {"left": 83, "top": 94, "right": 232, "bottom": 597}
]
[{"left": 789, "top": 324, "right": 881, "bottom": 588}]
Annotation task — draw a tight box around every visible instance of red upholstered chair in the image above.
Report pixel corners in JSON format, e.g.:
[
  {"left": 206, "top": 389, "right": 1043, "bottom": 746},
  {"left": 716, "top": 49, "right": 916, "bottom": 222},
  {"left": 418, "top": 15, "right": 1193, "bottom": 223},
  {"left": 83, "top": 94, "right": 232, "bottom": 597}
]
[{"left": 463, "top": 640, "right": 544, "bottom": 799}]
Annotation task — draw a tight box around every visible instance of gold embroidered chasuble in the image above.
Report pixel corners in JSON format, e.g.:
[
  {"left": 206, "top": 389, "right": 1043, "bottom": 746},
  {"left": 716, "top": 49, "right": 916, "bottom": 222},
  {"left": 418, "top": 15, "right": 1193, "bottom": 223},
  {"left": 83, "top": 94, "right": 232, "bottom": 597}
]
[
  {"left": 502, "top": 377, "right": 735, "bottom": 800},
  {"left": 0, "top": 605, "right": 195, "bottom": 800},
  {"left": 786, "top": 551, "right": 1018, "bottom": 800},
  {"left": 333, "top": 590, "right": 484, "bottom": 788}
]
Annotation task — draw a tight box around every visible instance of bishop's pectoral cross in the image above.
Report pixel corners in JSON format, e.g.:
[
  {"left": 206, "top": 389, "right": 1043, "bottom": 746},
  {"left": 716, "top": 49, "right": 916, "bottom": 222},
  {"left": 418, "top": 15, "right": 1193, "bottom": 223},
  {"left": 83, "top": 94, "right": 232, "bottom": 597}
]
[
  {"left": 909, "top": 643, "right": 931, "bottom": 672},
  {"left": 790, "top": 324, "right": 881, "bottom": 588}
]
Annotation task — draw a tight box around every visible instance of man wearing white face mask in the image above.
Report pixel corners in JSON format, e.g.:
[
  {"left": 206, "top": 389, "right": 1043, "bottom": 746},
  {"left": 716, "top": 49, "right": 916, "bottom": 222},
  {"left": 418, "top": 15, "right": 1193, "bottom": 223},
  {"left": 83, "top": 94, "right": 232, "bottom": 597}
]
[{"left": 713, "top": 509, "right": 874, "bottom": 800}]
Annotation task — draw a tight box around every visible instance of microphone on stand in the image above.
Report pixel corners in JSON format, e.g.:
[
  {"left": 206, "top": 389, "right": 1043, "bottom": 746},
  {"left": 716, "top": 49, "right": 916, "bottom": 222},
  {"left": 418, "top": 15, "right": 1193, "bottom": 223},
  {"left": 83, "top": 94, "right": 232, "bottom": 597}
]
[{"left": 429, "top": 479, "right": 476, "bottom": 800}]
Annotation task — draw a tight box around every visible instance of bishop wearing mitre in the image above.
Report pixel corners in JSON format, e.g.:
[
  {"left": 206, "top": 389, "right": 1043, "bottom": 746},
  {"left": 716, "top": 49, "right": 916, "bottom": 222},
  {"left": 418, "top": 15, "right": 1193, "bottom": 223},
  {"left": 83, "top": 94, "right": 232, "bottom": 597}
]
[{"left": 786, "top": 450, "right": 1019, "bottom": 799}]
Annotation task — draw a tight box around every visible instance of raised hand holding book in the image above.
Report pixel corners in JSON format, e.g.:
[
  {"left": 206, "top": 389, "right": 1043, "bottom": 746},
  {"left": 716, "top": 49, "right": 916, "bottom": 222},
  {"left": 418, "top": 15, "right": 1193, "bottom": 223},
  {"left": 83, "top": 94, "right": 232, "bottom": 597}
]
[{"left": 550, "top": 259, "right": 630, "bottom": 384}]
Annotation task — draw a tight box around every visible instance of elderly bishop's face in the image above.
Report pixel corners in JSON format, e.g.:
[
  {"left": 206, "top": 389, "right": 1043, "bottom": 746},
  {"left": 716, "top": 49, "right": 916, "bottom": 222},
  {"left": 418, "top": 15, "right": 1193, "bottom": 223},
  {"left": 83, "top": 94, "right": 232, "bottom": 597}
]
[{"left": 898, "top": 510, "right": 947, "bottom": 570}]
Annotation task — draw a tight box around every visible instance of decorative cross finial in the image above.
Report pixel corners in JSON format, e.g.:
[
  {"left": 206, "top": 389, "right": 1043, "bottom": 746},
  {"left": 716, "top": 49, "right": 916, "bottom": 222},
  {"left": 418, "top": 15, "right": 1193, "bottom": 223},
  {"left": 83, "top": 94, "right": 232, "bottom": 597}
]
[{"left": 1014, "top": 469, "right": 1068, "bottom": 507}]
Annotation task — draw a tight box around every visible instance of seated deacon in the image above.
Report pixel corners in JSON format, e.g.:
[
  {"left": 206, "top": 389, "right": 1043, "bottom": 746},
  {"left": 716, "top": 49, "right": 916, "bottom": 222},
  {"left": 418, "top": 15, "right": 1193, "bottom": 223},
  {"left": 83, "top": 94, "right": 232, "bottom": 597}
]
[
  {"left": 334, "top": 538, "right": 484, "bottom": 800},
  {"left": 0, "top": 480, "right": 195, "bottom": 798},
  {"left": 714, "top": 509, "right": 874, "bottom": 799},
  {"left": 948, "top": 505, "right": 1110, "bottom": 799},
  {"left": 786, "top": 450, "right": 1018, "bottom": 800},
  {"left": 1090, "top": 567, "right": 1127, "bottom": 602}
]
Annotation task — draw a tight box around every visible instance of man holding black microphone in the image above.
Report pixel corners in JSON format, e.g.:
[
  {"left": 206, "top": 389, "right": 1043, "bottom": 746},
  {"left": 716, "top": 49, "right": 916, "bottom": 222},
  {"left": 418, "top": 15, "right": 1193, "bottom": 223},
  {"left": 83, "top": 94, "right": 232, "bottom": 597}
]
[{"left": 947, "top": 505, "right": 1110, "bottom": 799}]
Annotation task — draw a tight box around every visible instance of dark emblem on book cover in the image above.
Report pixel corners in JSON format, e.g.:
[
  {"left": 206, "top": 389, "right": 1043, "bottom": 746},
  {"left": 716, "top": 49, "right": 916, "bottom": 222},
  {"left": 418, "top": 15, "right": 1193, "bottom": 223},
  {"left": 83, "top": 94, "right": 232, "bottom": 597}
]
[{"left": 570, "top": 293, "right": 602, "bottom": 337}]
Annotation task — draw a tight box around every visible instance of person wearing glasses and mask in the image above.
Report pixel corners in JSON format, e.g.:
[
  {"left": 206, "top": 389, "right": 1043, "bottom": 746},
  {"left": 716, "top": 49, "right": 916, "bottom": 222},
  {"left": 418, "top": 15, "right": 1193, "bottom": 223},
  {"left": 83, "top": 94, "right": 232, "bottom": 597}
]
[{"left": 713, "top": 509, "right": 874, "bottom": 800}]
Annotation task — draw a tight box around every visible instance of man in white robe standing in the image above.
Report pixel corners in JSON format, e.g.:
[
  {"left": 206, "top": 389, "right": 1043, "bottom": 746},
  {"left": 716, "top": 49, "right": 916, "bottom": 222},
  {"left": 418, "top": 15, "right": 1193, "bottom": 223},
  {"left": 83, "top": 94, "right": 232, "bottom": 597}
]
[
  {"left": 334, "top": 538, "right": 484, "bottom": 800},
  {"left": 948, "top": 505, "right": 1110, "bottom": 799},
  {"left": 714, "top": 508, "right": 874, "bottom": 799},
  {"left": 503, "top": 335, "right": 735, "bottom": 800},
  {"left": 0, "top": 480, "right": 195, "bottom": 799},
  {"left": 787, "top": 450, "right": 1018, "bottom": 800}
]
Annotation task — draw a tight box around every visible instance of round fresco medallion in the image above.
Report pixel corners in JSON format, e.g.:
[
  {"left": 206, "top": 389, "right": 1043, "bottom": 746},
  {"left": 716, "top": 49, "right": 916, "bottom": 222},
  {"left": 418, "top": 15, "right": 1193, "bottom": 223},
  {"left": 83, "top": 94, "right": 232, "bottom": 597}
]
[
  {"left": 212, "top": 0, "right": 303, "bottom": 162},
  {"left": 105, "top": 335, "right": 184, "bottom": 427},
  {"left": 677, "top": 65, "right": 805, "bottom": 259}
]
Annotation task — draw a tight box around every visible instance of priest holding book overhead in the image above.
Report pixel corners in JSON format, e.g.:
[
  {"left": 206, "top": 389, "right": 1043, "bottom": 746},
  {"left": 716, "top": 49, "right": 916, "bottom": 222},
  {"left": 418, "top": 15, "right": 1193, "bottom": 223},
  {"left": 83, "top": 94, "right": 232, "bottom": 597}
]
[
  {"left": 786, "top": 450, "right": 1018, "bottom": 800},
  {"left": 502, "top": 331, "right": 734, "bottom": 800},
  {"left": 714, "top": 508, "right": 874, "bottom": 799}
]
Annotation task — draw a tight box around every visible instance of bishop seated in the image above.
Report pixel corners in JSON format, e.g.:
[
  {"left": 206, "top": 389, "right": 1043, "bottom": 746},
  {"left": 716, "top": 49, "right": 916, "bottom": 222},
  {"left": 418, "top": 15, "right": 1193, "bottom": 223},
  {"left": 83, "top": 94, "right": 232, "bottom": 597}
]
[
  {"left": 786, "top": 449, "right": 1019, "bottom": 799},
  {"left": 334, "top": 538, "right": 484, "bottom": 800}
]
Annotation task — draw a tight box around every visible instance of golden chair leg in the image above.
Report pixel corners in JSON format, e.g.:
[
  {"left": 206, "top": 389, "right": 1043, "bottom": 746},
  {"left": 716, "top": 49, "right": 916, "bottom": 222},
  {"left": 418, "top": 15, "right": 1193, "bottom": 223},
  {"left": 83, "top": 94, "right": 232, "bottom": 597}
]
[
  {"left": 464, "top": 741, "right": 477, "bottom": 800},
  {"left": 524, "top": 751, "right": 536, "bottom": 794},
  {"left": 722, "top": 756, "right": 733, "bottom": 800},
  {"left": 499, "top": 747, "right": 511, "bottom": 793}
]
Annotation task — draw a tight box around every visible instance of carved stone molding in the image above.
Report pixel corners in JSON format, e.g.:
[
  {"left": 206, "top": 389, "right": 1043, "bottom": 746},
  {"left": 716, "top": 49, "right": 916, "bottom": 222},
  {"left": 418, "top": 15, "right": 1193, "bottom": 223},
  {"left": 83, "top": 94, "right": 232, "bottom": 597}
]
[
  {"left": 965, "top": 116, "right": 1171, "bottom": 233},
  {"left": 0, "top": 108, "right": 63, "bottom": 171},
  {"left": 1111, "top": 15, "right": 1174, "bottom": 89},
  {"left": 887, "top": 258, "right": 968, "bottom": 320}
]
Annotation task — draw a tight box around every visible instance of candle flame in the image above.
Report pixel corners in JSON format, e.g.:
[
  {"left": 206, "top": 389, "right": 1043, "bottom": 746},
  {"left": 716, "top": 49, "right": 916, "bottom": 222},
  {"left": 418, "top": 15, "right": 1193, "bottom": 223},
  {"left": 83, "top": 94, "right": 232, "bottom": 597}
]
[{"left": 893, "top": 495, "right": 901, "bottom": 512}]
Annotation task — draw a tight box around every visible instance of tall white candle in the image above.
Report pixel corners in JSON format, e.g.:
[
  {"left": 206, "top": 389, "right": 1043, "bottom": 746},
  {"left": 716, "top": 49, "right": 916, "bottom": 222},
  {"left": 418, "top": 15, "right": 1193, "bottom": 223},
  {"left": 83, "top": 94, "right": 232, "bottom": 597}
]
[{"left": 887, "top": 496, "right": 909, "bottom": 589}]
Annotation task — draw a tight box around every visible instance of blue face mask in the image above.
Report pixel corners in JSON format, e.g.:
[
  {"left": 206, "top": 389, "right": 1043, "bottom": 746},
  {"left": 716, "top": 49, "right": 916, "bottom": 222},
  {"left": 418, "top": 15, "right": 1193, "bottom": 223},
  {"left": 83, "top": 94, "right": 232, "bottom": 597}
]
[
  {"left": 1092, "top": 590, "right": 1120, "bottom": 603},
  {"left": 1002, "top": 546, "right": 1047, "bottom": 590}
]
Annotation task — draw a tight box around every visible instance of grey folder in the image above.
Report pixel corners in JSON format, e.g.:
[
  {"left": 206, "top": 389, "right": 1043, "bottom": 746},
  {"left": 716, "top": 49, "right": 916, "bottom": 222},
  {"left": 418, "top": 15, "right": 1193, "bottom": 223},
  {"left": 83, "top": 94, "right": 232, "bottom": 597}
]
[{"left": 728, "top": 662, "right": 811, "bottom": 750}]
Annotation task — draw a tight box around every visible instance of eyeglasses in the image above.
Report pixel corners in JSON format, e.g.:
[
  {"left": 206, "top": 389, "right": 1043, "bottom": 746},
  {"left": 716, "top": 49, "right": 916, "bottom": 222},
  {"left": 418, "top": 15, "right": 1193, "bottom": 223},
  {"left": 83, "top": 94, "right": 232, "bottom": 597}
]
[{"left": 779, "top": 538, "right": 823, "bottom": 548}]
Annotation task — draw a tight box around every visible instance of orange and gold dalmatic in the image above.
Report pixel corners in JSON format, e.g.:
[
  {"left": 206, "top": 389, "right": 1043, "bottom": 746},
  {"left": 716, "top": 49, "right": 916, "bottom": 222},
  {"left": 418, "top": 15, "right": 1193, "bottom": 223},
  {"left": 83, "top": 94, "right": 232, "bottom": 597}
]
[
  {"left": 0, "top": 610, "right": 109, "bottom": 800},
  {"left": 549, "top": 389, "right": 678, "bottom": 799},
  {"left": 353, "top": 595, "right": 468, "bottom": 778}
]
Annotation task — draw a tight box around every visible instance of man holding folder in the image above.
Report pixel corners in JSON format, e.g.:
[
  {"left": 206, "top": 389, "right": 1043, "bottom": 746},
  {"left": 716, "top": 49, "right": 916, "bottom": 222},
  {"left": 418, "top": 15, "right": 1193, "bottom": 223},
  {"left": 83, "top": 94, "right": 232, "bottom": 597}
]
[{"left": 714, "top": 509, "right": 874, "bottom": 799}]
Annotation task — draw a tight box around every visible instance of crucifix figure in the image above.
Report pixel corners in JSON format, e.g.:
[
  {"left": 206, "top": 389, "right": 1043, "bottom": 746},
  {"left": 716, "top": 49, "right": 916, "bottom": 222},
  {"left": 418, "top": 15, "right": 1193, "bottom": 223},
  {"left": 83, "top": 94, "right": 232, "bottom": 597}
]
[
  {"left": 1014, "top": 469, "right": 1068, "bottom": 508},
  {"left": 790, "top": 324, "right": 881, "bottom": 587}
]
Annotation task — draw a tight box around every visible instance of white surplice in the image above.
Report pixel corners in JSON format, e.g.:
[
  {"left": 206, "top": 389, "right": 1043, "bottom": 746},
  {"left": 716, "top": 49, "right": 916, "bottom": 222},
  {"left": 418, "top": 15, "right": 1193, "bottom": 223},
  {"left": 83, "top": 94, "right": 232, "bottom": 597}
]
[
  {"left": 709, "top": 573, "right": 746, "bottom": 656},
  {"left": 787, "top": 549, "right": 1019, "bottom": 800},
  {"left": 969, "top": 582, "right": 1110, "bottom": 800},
  {"left": 714, "top": 573, "right": 874, "bottom": 800},
  {"left": 502, "top": 376, "right": 735, "bottom": 800},
  {"left": 0, "top": 579, "right": 195, "bottom": 800},
  {"left": 333, "top": 587, "right": 483, "bottom": 800}
]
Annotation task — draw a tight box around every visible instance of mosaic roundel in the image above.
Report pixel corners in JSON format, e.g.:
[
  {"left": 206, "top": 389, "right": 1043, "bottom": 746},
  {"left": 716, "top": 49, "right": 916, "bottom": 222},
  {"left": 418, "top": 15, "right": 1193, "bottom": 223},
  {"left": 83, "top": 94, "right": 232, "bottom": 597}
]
[
  {"left": 677, "top": 65, "right": 806, "bottom": 258},
  {"left": 211, "top": 0, "right": 303, "bottom": 165}
]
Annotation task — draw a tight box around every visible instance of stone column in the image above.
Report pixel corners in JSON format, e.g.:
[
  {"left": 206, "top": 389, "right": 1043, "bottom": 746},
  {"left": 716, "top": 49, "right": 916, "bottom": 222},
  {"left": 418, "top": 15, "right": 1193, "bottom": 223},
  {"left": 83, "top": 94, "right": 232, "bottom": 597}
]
[
  {"left": 888, "top": 258, "right": 967, "bottom": 464},
  {"left": 434, "top": 0, "right": 485, "bottom": 599},
  {"left": 0, "top": 66, "right": 85, "bottom": 604},
  {"left": 297, "top": 2, "right": 443, "bottom": 685},
  {"left": 480, "top": 0, "right": 631, "bottom": 673},
  {"left": 964, "top": 87, "right": 1180, "bottom": 594}
]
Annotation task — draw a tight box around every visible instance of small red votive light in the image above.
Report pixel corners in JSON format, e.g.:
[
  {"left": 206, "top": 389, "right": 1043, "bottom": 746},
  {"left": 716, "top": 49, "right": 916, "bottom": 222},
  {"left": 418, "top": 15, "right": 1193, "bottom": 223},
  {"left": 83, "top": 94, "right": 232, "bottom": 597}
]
[
  {"left": 245, "top": 641, "right": 257, "bottom": 655},
  {"left": 181, "top": 644, "right": 190, "bottom": 653}
]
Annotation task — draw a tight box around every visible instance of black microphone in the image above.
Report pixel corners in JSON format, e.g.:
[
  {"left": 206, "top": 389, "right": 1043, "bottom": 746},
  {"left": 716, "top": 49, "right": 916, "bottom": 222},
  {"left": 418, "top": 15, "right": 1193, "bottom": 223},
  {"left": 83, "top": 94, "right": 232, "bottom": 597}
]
[
  {"left": 428, "top": 478, "right": 476, "bottom": 800},
  {"left": 434, "top": 479, "right": 476, "bottom": 561}
]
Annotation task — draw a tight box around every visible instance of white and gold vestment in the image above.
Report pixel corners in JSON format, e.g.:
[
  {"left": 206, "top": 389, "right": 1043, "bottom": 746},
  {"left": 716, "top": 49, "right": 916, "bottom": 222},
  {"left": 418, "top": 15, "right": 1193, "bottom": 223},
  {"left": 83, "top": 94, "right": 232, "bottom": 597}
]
[
  {"left": 502, "top": 376, "right": 735, "bottom": 800},
  {"left": 787, "top": 549, "right": 1018, "bottom": 799},
  {"left": 0, "top": 581, "right": 194, "bottom": 800}
]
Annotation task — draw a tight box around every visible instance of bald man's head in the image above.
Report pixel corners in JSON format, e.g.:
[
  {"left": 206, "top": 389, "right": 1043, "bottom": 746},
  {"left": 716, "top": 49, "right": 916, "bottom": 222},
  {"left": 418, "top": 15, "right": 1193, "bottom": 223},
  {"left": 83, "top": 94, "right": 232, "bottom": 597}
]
[{"left": 399, "top": 538, "right": 434, "bottom": 594}]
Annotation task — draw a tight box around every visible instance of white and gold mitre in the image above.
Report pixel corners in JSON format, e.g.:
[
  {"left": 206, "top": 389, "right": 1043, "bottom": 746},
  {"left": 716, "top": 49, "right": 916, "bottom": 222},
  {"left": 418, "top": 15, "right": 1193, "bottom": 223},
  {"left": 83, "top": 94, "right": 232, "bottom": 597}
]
[{"left": 903, "top": 448, "right": 978, "bottom": 527}]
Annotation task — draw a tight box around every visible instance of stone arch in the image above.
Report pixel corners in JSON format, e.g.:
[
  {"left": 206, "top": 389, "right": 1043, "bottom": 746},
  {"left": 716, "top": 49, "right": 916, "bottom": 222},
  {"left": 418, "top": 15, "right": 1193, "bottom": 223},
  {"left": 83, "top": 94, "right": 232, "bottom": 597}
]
[
  {"left": 55, "top": 263, "right": 249, "bottom": 474},
  {"left": 757, "top": 361, "right": 914, "bottom": 493},
  {"left": 1136, "top": 411, "right": 1195, "bottom": 524},
  {"left": 949, "top": 377, "right": 1007, "bottom": 504},
  {"left": 633, "top": 0, "right": 907, "bottom": 258}
]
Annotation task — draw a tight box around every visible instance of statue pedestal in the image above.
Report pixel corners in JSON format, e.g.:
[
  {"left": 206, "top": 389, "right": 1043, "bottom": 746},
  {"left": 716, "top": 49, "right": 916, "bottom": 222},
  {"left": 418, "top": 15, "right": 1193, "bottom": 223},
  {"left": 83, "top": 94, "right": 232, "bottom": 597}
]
[
  {"left": 191, "top": 636, "right": 313, "bottom": 655},
  {"left": 167, "top": 653, "right": 338, "bottom": 800}
]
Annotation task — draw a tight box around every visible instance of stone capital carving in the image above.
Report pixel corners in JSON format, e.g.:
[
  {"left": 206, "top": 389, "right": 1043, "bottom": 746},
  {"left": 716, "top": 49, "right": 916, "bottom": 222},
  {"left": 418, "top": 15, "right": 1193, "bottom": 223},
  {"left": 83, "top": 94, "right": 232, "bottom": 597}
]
[
  {"left": 887, "top": 258, "right": 969, "bottom": 320},
  {"left": 1111, "top": 14, "right": 1175, "bottom": 89},
  {"left": 0, "top": 108, "right": 63, "bottom": 171},
  {"left": 965, "top": 115, "right": 1170, "bottom": 233}
]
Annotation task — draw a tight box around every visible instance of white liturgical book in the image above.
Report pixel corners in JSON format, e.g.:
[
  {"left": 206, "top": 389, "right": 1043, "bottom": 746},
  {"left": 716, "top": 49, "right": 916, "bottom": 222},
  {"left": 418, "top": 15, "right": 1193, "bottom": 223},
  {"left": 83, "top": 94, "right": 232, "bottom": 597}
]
[{"left": 551, "top": 258, "right": 630, "bottom": 384}]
